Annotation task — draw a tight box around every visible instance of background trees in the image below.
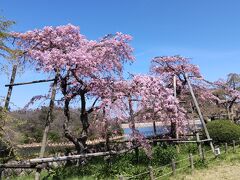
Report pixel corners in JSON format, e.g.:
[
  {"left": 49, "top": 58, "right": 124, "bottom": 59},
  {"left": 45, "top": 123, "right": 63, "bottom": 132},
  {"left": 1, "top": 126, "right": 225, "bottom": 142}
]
[{"left": 0, "top": 16, "right": 15, "bottom": 58}]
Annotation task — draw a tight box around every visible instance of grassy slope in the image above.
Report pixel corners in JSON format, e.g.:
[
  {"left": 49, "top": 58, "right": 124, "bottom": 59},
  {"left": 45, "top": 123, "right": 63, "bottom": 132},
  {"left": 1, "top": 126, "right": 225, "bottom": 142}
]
[{"left": 171, "top": 147, "right": 240, "bottom": 180}]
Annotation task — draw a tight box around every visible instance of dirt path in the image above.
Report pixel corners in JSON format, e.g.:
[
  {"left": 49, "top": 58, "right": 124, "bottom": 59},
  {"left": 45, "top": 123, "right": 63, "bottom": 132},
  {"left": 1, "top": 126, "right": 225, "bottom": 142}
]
[{"left": 180, "top": 163, "right": 240, "bottom": 180}]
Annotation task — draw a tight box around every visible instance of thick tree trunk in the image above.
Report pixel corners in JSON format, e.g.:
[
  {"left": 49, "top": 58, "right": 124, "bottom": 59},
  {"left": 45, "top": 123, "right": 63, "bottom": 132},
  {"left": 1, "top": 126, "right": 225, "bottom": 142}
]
[
  {"left": 63, "top": 99, "right": 85, "bottom": 154},
  {"left": 59, "top": 74, "right": 86, "bottom": 154},
  {"left": 80, "top": 92, "right": 89, "bottom": 142}
]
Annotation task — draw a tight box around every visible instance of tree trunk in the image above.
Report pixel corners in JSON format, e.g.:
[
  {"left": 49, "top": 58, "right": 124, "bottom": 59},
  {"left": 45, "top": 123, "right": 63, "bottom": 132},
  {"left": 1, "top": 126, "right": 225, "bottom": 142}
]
[{"left": 63, "top": 99, "right": 85, "bottom": 154}]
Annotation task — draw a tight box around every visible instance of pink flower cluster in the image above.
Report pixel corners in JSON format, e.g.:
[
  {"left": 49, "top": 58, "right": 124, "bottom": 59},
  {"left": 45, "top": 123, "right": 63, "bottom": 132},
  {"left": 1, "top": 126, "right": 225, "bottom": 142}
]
[
  {"left": 13, "top": 24, "right": 134, "bottom": 77},
  {"left": 151, "top": 55, "right": 201, "bottom": 78},
  {"left": 100, "top": 75, "right": 187, "bottom": 132}
]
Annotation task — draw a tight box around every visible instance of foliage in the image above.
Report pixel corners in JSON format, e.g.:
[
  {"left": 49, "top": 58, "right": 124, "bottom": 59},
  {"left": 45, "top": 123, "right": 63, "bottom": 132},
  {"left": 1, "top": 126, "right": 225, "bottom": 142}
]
[
  {"left": 150, "top": 55, "right": 220, "bottom": 123},
  {"left": 37, "top": 146, "right": 178, "bottom": 179},
  {"left": 0, "top": 16, "right": 15, "bottom": 58},
  {"left": 152, "top": 144, "right": 178, "bottom": 165},
  {"left": 207, "top": 120, "right": 240, "bottom": 143},
  {"left": 0, "top": 107, "right": 18, "bottom": 160}
]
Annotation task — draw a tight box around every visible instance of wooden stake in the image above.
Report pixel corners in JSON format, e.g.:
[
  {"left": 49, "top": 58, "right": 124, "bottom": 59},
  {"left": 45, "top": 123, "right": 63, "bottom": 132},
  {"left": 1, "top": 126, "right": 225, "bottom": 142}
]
[
  {"left": 196, "top": 133, "right": 203, "bottom": 159},
  {"left": 189, "top": 153, "right": 194, "bottom": 171}
]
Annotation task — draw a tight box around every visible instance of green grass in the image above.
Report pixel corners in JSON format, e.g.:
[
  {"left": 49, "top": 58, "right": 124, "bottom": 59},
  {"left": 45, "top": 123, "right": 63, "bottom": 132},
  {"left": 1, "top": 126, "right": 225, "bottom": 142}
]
[{"left": 4, "top": 143, "right": 240, "bottom": 180}]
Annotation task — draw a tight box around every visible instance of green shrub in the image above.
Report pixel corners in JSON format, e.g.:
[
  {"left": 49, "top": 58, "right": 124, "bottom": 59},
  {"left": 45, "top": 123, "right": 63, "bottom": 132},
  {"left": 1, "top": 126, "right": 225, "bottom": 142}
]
[
  {"left": 152, "top": 145, "right": 178, "bottom": 165},
  {"left": 207, "top": 120, "right": 240, "bottom": 143},
  {"left": 181, "top": 143, "right": 198, "bottom": 154}
]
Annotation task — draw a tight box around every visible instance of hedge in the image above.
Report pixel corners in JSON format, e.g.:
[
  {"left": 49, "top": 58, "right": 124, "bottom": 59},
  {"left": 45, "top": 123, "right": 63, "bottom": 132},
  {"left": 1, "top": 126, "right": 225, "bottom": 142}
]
[{"left": 207, "top": 120, "right": 240, "bottom": 143}]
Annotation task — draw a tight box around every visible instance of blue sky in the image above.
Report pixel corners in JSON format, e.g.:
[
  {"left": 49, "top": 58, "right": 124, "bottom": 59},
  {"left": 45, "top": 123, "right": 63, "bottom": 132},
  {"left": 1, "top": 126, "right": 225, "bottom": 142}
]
[{"left": 1, "top": 0, "right": 240, "bottom": 108}]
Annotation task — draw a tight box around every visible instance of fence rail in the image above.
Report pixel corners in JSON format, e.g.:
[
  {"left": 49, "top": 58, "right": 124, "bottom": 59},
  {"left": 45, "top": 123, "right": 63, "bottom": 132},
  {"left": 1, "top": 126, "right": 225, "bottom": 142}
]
[{"left": 1, "top": 139, "right": 239, "bottom": 179}]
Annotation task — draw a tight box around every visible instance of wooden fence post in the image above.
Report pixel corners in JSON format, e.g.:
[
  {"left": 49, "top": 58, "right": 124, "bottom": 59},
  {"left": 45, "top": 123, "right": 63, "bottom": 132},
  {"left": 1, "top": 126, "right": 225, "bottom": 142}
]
[
  {"left": 171, "top": 159, "right": 176, "bottom": 176},
  {"left": 233, "top": 140, "right": 236, "bottom": 153},
  {"left": 225, "top": 143, "right": 228, "bottom": 154},
  {"left": 189, "top": 153, "right": 194, "bottom": 171},
  {"left": 149, "top": 166, "right": 154, "bottom": 180}
]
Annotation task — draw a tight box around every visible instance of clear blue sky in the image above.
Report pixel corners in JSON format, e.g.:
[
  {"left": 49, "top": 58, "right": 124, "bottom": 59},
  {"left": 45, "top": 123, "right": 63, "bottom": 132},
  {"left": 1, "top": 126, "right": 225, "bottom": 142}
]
[{"left": 1, "top": 0, "right": 240, "bottom": 108}]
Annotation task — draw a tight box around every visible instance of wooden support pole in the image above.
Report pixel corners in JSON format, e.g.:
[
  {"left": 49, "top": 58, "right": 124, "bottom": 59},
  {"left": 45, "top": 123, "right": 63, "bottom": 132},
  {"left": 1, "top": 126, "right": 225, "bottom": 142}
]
[
  {"left": 196, "top": 133, "right": 203, "bottom": 159},
  {"left": 153, "top": 121, "right": 157, "bottom": 145},
  {"left": 171, "top": 159, "right": 176, "bottom": 176},
  {"left": 4, "top": 64, "right": 17, "bottom": 110},
  {"left": 173, "top": 75, "right": 177, "bottom": 99},
  {"left": 189, "top": 153, "right": 194, "bottom": 171},
  {"left": 128, "top": 97, "right": 139, "bottom": 163},
  {"left": 173, "top": 75, "right": 180, "bottom": 153},
  {"left": 5, "top": 78, "right": 55, "bottom": 87},
  {"left": 184, "top": 73, "right": 214, "bottom": 153},
  {"left": 149, "top": 166, "right": 154, "bottom": 180},
  {"left": 35, "top": 73, "right": 59, "bottom": 180}
]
